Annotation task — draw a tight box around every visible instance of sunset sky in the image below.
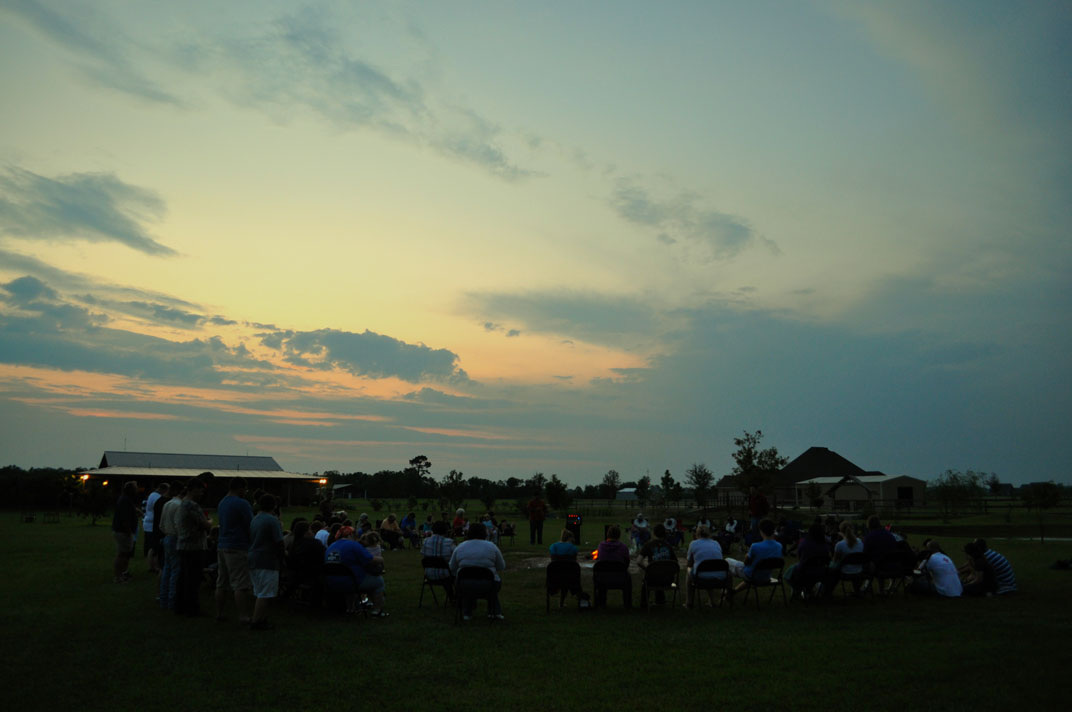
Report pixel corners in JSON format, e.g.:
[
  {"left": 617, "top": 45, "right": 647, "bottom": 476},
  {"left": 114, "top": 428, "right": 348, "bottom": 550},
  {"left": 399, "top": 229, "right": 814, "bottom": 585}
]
[{"left": 1, "top": 0, "right": 1069, "bottom": 485}]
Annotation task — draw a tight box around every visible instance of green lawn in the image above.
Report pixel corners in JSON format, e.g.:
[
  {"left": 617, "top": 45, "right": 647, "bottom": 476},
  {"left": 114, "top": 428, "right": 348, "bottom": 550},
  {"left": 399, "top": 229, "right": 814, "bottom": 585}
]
[{"left": 3, "top": 510, "right": 1070, "bottom": 711}]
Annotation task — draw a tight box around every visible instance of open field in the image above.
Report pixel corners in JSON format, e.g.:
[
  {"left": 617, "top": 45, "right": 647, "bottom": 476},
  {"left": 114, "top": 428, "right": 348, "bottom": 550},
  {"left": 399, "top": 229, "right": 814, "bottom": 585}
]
[{"left": 3, "top": 509, "right": 1071, "bottom": 712}]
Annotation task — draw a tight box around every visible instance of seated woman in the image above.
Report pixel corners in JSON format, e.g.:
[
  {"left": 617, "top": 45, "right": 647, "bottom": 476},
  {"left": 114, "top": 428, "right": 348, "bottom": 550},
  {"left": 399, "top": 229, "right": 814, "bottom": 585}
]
[
  {"left": 285, "top": 520, "right": 325, "bottom": 602},
  {"left": 686, "top": 524, "right": 725, "bottom": 608},
  {"left": 449, "top": 522, "right": 506, "bottom": 620},
  {"left": 324, "top": 527, "right": 388, "bottom": 617},
  {"left": 549, "top": 529, "right": 579, "bottom": 560},
  {"left": 451, "top": 509, "right": 467, "bottom": 537},
  {"left": 786, "top": 521, "right": 831, "bottom": 598},
  {"left": 379, "top": 513, "right": 404, "bottom": 550},
  {"left": 830, "top": 520, "right": 865, "bottom": 593},
  {"left": 630, "top": 513, "right": 651, "bottom": 551},
  {"left": 594, "top": 525, "right": 632, "bottom": 608},
  {"left": 399, "top": 512, "right": 420, "bottom": 547}
]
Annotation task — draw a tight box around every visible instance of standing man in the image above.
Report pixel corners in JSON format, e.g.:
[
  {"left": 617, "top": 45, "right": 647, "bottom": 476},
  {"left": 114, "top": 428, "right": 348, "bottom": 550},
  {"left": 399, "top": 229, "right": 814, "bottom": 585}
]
[
  {"left": 111, "top": 481, "right": 139, "bottom": 583},
  {"left": 142, "top": 482, "right": 169, "bottom": 573},
  {"left": 175, "top": 477, "right": 212, "bottom": 616},
  {"left": 158, "top": 484, "right": 185, "bottom": 609},
  {"left": 215, "top": 477, "right": 253, "bottom": 624},
  {"left": 747, "top": 486, "right": 769, "bottom": 538},
  {"left": 527, "top": 492, "right": 548, "bottom": 545},
  {"left": 248, "top": 493, "right": 285, "bottom": 630}
]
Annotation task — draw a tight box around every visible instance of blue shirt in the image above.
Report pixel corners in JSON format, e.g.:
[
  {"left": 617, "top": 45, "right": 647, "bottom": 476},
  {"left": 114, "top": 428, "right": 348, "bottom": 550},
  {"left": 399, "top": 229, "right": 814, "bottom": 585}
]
[
  {"left": 216, "top": 495, "right": 253, "bottom": 550},
  {"left": 325, "top": 538, "right": 373, "bottom": 584},
  {"left": 743, "top": 539, "right": 783, "bottom": 580},
  {"left": 549, "top": 541, "right": 579, "bottom": 558}
]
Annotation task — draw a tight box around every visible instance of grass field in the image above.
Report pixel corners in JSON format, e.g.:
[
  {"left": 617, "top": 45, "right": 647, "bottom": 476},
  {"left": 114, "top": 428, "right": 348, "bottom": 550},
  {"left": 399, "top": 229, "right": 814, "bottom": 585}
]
[{"left": 3, "top": 509, "right": 1071, "bottom": 712}]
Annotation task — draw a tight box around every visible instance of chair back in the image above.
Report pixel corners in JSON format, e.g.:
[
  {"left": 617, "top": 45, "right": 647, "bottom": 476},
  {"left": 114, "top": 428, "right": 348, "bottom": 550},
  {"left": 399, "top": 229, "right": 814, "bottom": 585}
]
[
  {"left": 694, "top": 558, "right": 730, "bottom": 576},
  {"left": 644, "top": 559, "right": 680, "bottom": 587},
  {"left": 455, "top": 566, "right": 496, "bottom": 599},
  {"left": 752, "top": 557, "right": 785, "bottom": 584},
  {"left": 839, "top": 552, "right": 868, "bottom": 576},
  {"left": 546, "top": 560, "right": 581, "bottom": 588},
  {"left": 593, "top": 559, "right": 629, "bottom": 588},
  {"left": 322, "top": 562, "right": 357, "bottom": 593}
]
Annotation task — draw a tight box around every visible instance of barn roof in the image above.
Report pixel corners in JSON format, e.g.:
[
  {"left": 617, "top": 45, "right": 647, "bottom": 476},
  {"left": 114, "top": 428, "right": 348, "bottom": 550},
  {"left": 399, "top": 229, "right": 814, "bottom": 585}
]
[
  {"left": 99, "top": 451, "right": 283, "bottom": 471},
  {"left": 778, "top": 446, "right": 867, "bottom": 483}
]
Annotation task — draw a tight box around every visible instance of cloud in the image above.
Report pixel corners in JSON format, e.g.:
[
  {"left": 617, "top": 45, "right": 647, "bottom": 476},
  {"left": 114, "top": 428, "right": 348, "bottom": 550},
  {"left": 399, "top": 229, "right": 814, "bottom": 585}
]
[
  {"left": 506, "top": 329, "right": 521, "bottom": 338},
  {"left": 0, "top": 167, "right": 175, "bottom": 255},
  {"left": 260, "top": 327, "right": 469, "bottom": 383},
  {"left": 467, "top": 290, "right": 660, "bottom": 348},
  {"left": 609, "top": 179, "right": 764, "bottom": 261},
  {"left": 2, "top": 275, "right": 57, "bottom": 304},
  {"left": 2, "top": 0, "right": 182, "bottom": 105}
]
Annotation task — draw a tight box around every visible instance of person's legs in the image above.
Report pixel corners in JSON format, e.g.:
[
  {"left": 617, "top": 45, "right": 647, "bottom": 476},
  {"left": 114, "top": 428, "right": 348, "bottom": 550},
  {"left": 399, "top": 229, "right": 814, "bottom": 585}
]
[
  {"left": 249, "top": 569, "right": 279, "bottom": 628},
  {"left": 529, "top": 520, "right": 537, "bottom": 545},
  {"left": 536, "top": 520, "right": 544, "bottom": 545},
  {"left": 113, "top": 532, "right": 132, "bottom": 581}
]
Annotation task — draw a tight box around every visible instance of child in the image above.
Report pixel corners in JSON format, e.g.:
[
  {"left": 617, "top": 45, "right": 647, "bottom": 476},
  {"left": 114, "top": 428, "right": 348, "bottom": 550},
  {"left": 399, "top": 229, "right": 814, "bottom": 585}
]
[{"left": 360, "top": 531, "right": 383, "bottom": 558}]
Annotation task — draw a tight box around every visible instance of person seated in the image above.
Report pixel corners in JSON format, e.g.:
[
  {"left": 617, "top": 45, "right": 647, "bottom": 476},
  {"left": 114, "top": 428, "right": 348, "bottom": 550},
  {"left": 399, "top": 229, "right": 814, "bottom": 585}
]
[
  {"left": 686, "top": 525, "right": 725, "bottom": 608},
  {"left": 449, "top": 521, "right": 506, "bottom": 621},
  {"left": 594, "top": 524, "right": 632, "bottom": 608},
  {"left": 832, "top": 521, "right": 864, "bottom": 570},
  {"left": 663, "top": 517, "right": 684, "bottom": 547},
  {"left": 911, "top": 540, "right": 962, "bottom": 597},
  {"left": 499, "top": 519, "right": 515, "bottom": 540},
  {"left": 631, "top": 512, "right": 651, "bottom": 551},
  {"left": 420, "top": 515, "right": 435, "bottom": 538},
  {"left": 549, "top": 529, "right": 579, "bottom": 560},
  {"left": 776, "top": 518, "right": 801, "bottom": 557},
  {"left": 863, "top": 515, "right": 897, "bottom": 563},
  {"left": 286, "top": 520, "right": 325, "bottom": 603},
  {"left": 360, "top": 531, "right": 384, "bottom": 560},
  {"left": 356, "top": 513, "right": 372, "bottom": 535},
  {"left": 967, "top": 539, "right": 1016, "bottom": 594},
  {"left": 726, "top": 518, "right": 784, "bottom": 593},
  {"left": 786, "top": 521, "right": 832, "bottom": 598},
  {"left": 420, "top": 520, "right": 456, "bottom": 600},
  {"left": 451, "top": 509, "right": 467, "bottom": 537},
  {"left": 324, "top": 526, "right": 389, "bottom": 616},
  {"left": 960, "top": 540, "right": 997, "bottom": 596},
  {"left": 379, "top": 513, "right": 404, "bottom": 550},
  {"left": 481, "top": 513, "right": 499, "bottom": 544},
  {"left": 283, "top": 517, "right": 307, "bottom": 556},
  {"left": 399, "top": 512, "right": 420, "bottom": 547}
]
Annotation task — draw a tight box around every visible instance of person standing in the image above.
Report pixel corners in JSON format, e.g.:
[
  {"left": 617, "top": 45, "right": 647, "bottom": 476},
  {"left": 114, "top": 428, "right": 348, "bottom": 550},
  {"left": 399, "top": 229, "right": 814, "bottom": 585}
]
[
  {"left": 175, "top": 477, "right": 212, "bottom": 616},
  {"left": 111, "top": 481, "right": 139, "bottom": 583},
  {"left": 142, "top": 482, "right": 169, "bottom": 573},
  {"left": 527, "top": 493, "right": 548, "bottom": 545},
  {"left": 158, "top": 484, "right": 185, "bottom": 609},
  {"left": 248, "top": 493, "right": 285, "bottom": 630},
  {"left": 747, "top": 486, "right": 769, "bottom": 538},
  {"left": 215, "top": 477, "right": 253, "bottom": 624}
]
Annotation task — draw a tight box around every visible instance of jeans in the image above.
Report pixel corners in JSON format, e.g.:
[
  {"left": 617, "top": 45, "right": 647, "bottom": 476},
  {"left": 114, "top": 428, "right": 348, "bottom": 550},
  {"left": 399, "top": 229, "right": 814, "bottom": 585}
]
[{"left": 159, "top": 535, "right": 180, "bottom": 609}]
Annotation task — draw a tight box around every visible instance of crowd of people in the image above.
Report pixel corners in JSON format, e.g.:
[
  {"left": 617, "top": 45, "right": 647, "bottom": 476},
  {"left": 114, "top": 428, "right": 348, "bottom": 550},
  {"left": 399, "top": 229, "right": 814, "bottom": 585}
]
[{"left": 112, "top": 479, "right": 1019, "bottom": 627}]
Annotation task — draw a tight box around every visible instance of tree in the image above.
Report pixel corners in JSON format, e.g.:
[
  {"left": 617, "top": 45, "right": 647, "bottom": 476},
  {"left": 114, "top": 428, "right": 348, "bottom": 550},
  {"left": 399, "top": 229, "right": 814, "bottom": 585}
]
[
  {"left": 601, "top": 469, "right": 622, "bottom": 502},
  {"left": 634, "top": 475, "right": 652, "bottom": 508},
  {"left": 685, "top": 463, "right": 714, "bottom": 513},
  {"left": 408, "top": 455, "right": 432, "bottom": 477},
  {"left": 439, "top": 469, "right": 466, "bottom": 511},
  {"left": 928, "top": 469, "right": 986, "bottom": 521},
  {"left": 526, "top": 472, "right": 548, "bottom": 495},
  {"left": 545, "top": 474, "right": 571, "bottom": 512},
  {"left": 983, "top": 472, "right": 1002, "bottom": 495},
  {"left": 660, "top": 470, "right": 677, "bottom": 506},
  {"left": 1022, "top": 481, "right": 1062, "bottom": 544},
  {"left": 730, "top": 430, "right": 787, "bottom": 493}
]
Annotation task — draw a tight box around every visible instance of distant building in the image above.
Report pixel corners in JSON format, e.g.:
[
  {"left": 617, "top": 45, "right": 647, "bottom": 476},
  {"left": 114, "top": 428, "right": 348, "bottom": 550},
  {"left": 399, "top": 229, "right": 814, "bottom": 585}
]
[
  {"left": 615, "top": 487, "right": 638, "bottom": 501},
  {"left": 81, "top": 451, "right": 318, "bottom": 506},
  {"left": 793, "top": 473, "right": 927, "bottom": 512}
]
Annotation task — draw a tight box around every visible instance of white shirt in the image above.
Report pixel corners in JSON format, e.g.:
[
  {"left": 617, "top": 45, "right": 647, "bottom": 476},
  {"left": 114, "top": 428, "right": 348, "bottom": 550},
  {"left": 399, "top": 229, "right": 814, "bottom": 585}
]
[
  {"left": 449, "top": 539, "right": 506, "bottom": 582},
  {"left": 926, "top": 552, "right": 963, "bottom": 597},
  {"left": 143, "top": 491, "right": 162, "bottom": 531}
]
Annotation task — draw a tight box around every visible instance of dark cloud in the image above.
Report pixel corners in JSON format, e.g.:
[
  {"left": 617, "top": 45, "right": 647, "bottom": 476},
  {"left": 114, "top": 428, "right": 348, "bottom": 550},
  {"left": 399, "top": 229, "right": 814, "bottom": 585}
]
[
  {"left": 208, "top": 316, "right": 238, "bottom": 326},
  {"left": 260, "top": 328, "right": 469, "bottom": 383},
  {"left": 2, "top": 275, "right": 57, "bottom": 304},
  {"left": 506, "top": 329, "right": 521, "bottom": 338},
  {"left": 123, "top": 301, "right": 203, "bottom": 326},
  {"left": 3, "top": 0, "right": 182, "bottom": 105},
  {"left": 0, "top": 249, "right": 198, "bottom": 308},
  {"left": 467, "top": 290, "right": 658, "bottom": 347},
  {"left": 609, "top": 179, "right": 763, "bottom": 261},
  {"left": 0, "top": 167, "right": 175, "bottom": 255}
]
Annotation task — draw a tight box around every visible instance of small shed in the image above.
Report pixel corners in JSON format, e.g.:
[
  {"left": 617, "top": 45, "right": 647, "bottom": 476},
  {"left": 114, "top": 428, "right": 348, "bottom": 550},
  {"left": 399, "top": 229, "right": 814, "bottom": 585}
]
[{"left": 615, "top": 487, "right": 638, "bottom": 501}]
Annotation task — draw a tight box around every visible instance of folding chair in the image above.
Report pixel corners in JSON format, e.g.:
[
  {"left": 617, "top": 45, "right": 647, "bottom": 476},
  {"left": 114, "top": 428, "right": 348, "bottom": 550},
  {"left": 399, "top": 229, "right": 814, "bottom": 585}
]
[
  {"left": 454, "top": 567, "right": 498, "bottom": 623},
  {"left": 323, "top": 562, "right": 367, "bottom": 617},
  {"left": 640, "top": 560, "right": 680, "bottom": 610},
  {"left": 873, "top": 550, "right": 915, "bottom": 596},
  {"left": 793, "top": 555, "right": 831, "bottom": 601},
  {"left": 689, "top": 558, "right": 732, "bottom": 608},
  {"left": 546, "top": 560, "right": 582, "bottom": 612},
  {"left": 741, "top": 557, "right": 787, "bottom": 608},
  {"left": 592, "top": 560, "right": 632, "bottom": 609},
  {"left": 836, "top": 552, "right": 873, "bottom": 597},
  {"left": 419, "top": 556, "right": 453, "bottom": 608}
]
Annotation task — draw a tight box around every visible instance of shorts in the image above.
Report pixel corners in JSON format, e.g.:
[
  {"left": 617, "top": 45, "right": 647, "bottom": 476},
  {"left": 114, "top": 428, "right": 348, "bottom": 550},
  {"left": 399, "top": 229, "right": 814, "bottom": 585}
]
[
  {"left": 250, "top": 569, "right": 279, "bottom": 599},
  {"left": 358, "top": 575, "right": 385, "bottom": 595},
  {"left": 143, "top": 530, "right": 157, "bottom": 555},
  {"left": 113, "top": 531, "right": 134, "bottom": 556},
  {"left": 216, "top": 549, "right": 252, "bottom": 591}
]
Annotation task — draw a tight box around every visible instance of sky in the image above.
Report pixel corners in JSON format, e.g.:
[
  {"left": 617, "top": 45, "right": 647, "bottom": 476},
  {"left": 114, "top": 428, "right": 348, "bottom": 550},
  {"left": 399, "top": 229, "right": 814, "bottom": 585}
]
[{"left": 0, "top": 0, "right": 1069, "bottom": 486}]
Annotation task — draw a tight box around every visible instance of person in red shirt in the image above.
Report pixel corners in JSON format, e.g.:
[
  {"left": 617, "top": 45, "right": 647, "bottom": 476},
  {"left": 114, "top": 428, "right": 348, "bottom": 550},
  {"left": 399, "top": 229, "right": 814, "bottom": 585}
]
[{"left": 527, "top": 494, "right": 548, "bottom": 545}]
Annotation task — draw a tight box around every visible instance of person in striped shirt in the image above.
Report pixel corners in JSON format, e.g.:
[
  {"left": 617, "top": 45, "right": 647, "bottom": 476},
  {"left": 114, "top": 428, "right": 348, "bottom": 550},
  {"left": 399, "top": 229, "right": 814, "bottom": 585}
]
[{"left": 977, "top": 539, "right": 1017, "bottom": 594}]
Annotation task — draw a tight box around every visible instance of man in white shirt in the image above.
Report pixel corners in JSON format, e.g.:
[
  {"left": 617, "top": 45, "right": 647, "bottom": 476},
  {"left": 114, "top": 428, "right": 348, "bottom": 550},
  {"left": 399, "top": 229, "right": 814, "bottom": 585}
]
[
  {"left": 917, "top": 540, "right": 963, "bottom": 597},
  {"left": 449, "top": 524, "right": 506, "bottom": 620}
]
